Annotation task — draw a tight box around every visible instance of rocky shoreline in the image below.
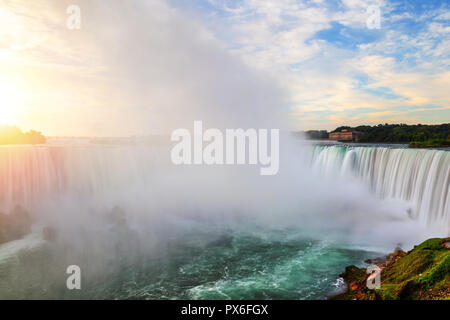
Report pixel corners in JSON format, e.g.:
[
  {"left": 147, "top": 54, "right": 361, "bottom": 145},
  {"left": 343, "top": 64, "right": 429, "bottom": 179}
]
[{"left": 332, "top": 238, "right": 450, "bottom": 300}]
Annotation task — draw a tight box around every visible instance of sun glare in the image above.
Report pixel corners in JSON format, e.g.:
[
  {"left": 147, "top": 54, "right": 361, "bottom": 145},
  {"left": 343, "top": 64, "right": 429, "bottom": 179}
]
[{"left": 0, "top": 79, "right": 20, "bottom": 125}]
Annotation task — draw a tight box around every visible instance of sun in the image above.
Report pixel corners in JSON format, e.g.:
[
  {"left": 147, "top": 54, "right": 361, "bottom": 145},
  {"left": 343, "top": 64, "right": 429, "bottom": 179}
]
[{"left": 0, "top": 79, "right": 20, "bottom": 125}]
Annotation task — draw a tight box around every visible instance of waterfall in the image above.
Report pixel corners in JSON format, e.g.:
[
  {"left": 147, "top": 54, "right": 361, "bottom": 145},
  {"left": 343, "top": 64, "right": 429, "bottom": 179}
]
[
  {"left": 0, "top": 143, "right": 165, "bottom": 214},
  {"left": 0, "top": 141, "right": 448, "bottom": 234},
  {"left": 310, "top": 145, "right": 450, "bottom": 230}
]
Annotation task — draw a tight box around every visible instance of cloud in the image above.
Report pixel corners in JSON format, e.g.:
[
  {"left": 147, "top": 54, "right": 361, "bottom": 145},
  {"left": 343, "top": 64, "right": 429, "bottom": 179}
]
[
  {"left": 181, "top": 0, "right": 449, "bottom": 130},
  {"left": 1, "top": 0, "right": 290, "bottom": 135},
  {"left": 1, "top": 0, "right": 448, "bottom": 134}
]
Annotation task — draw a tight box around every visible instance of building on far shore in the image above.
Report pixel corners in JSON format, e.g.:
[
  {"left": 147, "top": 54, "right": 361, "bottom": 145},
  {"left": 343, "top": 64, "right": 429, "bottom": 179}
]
[{"left": 329, "top": 129, "right": 364, "bottom": 142}]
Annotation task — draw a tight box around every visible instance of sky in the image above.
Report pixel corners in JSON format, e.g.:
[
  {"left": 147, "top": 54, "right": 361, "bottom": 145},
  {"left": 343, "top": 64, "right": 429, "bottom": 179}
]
[{"left": 0, "top": 0, "right": 449, "bottom": 136}]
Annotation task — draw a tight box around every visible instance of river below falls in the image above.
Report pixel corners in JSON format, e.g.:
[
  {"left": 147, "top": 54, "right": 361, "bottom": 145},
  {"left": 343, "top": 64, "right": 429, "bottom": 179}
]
[
  {"left": 0, "top": 226, "right": 385, "bottom": 299},
  {"left": 93, "top": 230, "right": 384, "bottom": 299}
]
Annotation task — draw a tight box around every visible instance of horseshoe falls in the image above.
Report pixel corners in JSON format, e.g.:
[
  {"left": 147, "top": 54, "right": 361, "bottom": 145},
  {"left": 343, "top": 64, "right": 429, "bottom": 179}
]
[
  {"left": 1, "top": 142, "right": 448, "bottom": 232},
  {"left": 310, "top": 145, "right": 450, "bottom": 232}
]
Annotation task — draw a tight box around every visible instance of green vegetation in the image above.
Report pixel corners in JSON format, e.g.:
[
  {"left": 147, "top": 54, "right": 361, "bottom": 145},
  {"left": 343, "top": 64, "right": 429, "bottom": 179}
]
[
  {"left": 0, "top": 125, "right": 46, "bottom": 145},
  {"left": 409, "top": 138, "right": 450, "bottom": 148},
  {"left": 333, "top": 238, "right": 450, "bottom": 300},
  {"left": 332, "top": 123, "right": 450, "bottom": 147}
]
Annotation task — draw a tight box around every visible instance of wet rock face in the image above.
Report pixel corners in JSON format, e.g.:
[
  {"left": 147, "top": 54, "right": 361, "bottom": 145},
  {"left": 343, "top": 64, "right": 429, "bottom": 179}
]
[
  {"left": 340, "top": 265, "right": 365, "bottom": 283},
  {"left": 441, "top": 238, "right": 450, "bottom": 249},
  {"left": 0, "top": 205, "right": 31, "bottom": 245}
]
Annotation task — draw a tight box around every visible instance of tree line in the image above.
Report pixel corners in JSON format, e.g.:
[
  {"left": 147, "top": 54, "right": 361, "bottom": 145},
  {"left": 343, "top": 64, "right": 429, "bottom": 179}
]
[
  {"left": 332, "top": 123, "right": 449, "bottom": 145},
  {"left": 302, "top": 123, "right": 449, "bottom": 147},
  {"left": 0, "top": 125, "right": 46, "bottom": 145}
]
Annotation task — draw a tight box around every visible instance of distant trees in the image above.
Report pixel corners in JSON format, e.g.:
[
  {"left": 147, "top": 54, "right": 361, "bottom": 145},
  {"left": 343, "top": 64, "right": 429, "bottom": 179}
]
[
  {"left": 331, "top": 123, "right": 449, "bottom": 144},
  {"left": 300, "top": 123, "right": 450, "bottom": 147},
  {"left": 0, "top": 125, "right": 46, "bottom": 145}
]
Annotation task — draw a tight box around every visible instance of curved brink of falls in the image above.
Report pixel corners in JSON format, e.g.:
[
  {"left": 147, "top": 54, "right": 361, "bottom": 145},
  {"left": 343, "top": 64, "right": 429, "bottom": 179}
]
[
  {"left": 310, "top": 146, "right": 450, "bottom": 231},
  {"left": 0, "top": 143, "right": 449, "bottom": 234}
]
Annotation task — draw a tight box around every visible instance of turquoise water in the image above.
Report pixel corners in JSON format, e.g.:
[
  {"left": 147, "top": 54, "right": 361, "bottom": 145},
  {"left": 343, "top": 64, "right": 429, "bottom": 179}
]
[{"left": 81, "top": 227, "right": 381, "bottom": 300}]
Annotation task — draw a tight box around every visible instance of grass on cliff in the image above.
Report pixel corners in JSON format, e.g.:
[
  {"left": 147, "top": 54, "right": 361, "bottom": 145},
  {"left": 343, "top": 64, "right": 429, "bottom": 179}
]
[
  {"left": 378, "top": 238, "right": 450, "bottom": 300},
  {"left": 334, "top": 238, "right": 450, "bottom": 300},
  {"left": 409, "top": 138, "right": 450, "bottom": 148}
]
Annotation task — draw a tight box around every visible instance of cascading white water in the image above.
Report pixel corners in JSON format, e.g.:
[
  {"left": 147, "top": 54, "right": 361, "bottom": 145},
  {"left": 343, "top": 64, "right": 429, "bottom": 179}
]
[
  {"left": 0, "top": 142, "right": 165, "bottom": 214},
  {"left": 0, "top": 141, "right": 449, "bottom": 235},
  {"left": 310, "top": 145, "right": 450, "bottom": 230}
]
